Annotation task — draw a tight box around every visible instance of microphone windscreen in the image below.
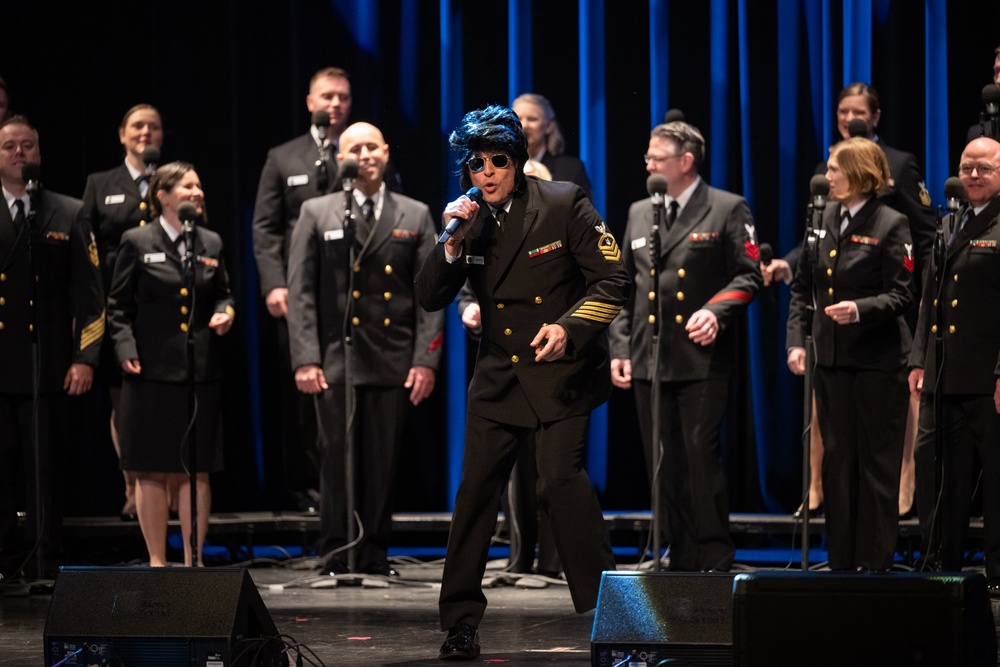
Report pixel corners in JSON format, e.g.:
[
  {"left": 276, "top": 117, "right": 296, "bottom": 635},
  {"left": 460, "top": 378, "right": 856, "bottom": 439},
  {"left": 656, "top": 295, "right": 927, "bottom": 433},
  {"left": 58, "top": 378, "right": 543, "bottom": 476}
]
[
  {"left": 759, "top": 242, "right": 773, "bottom": 265},
  {"left": 944, "top": 176, "right": 966, "bottom": 201},
  {"left": 982, "top": 84, "right": 1000, "bottom": 105},
  {"left": 664, "top": 108, "right": 686, "bottom": 123},
  {"left": 21, "top": 162, "right": 41, "bottom": 183},
  {"left": 141, "top": 146, "right": 161, "bottom": 166},
  {"left": 809, "top": 174, "right": 830, "bottom": 198},
  {"left": 646, "top": 173, "right": 668, "bottom": 196},
  {"left": 465, "top": 186, "right": 482, "bottom": 202},
  {"left": 846, "top": 119, "right": 869, "bottom": 138},
  {"left": 339, "top": 156, "right": 359, "bottom": 180},
  {"left": 312, "top": 109, "right": 331, "bottom": 127},
  {"left": 177, "top": 201, "right": 199, "bottom": 223}
]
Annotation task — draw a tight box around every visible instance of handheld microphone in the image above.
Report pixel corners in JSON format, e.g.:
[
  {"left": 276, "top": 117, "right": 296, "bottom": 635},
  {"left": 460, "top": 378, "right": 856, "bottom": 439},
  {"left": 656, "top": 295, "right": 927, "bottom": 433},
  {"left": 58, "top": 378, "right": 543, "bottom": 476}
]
[
  {"left": 846, "top": 118, "right": 869, "bottom": 139},
  {"left": 664, "top": 108, "right": 686, "bottom": 124},
  {"left": 438, "top": 187, "right": 484, "bottom": 243},
  {"left": 22, "top": 163, "right": 41, "bottom": 193},
  {"left": 141, "top": 146, "right": 160, "bottom": 175},
  {"left": 339, "top": 156, "right": 359, "bottom": 194},
  {"left": 809, "top": 174, "right": 829, "bottom": 210},
  {"left": 759, "top": 242, "right": 773, "bottom": 266}
]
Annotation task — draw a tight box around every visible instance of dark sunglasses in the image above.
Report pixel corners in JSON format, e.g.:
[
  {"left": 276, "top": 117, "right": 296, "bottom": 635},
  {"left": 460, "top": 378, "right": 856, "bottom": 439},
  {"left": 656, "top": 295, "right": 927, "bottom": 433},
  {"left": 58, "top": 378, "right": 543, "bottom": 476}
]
[{"left": 467, "top": 154, "right": 511, "bottom": 172}]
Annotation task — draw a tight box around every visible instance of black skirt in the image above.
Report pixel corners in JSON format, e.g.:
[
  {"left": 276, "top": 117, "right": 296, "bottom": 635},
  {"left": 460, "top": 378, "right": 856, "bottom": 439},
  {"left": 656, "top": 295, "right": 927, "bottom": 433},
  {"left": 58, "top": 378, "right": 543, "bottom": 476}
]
[{"left": 118, "top": 376, "right": 224, "bottom": 473}]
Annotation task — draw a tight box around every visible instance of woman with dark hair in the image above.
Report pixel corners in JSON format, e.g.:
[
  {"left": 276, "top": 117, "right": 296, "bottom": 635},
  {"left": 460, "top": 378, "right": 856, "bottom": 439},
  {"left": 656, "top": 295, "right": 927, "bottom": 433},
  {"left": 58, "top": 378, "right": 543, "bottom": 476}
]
[
  {"left": 107, "top": 161, "right": 234, "bottom": 567},
  {"left": 786, "top": 137, "right": 914, "bottom": 571},
  {"left": 80, "top": 104, "right": 164, "bottom": 521}
]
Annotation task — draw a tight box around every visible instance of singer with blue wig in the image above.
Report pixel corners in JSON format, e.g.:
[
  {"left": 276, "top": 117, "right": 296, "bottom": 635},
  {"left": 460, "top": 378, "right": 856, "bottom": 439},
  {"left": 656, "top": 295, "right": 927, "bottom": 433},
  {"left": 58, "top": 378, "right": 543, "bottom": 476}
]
[{"left": 416, "top": 105, "right": 630, "bottom": 660}]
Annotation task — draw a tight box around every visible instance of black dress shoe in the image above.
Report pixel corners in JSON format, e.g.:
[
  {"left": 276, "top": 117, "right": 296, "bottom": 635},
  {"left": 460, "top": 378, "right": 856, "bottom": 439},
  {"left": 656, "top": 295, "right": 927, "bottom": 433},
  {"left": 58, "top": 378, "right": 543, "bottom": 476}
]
[
  {"left": 439, "top": 622, "right": 480, "bottom": 660},
  {"left": 361, "top": 561, "right": 398, "bottom": 577},
  {"left": 792, "top": 502, "right": 823, "bottom": 520},
  {"left": 988, "top": 579, "right": 1000, "bottom": 597},
  {"left": 320, "top": 559, "right": 350, "bottom": 576}
]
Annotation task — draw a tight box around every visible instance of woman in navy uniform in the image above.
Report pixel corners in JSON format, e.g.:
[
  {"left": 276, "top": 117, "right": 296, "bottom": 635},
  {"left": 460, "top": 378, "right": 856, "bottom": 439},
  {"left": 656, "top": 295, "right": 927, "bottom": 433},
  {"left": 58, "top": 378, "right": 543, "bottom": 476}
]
[
  {"left": 79, "top": 104, "right": 164, "bottom": 520},
  {"left": 107, "top": 161, "right": 234, "bottom": 567},
  {"left": 787, "top": 137, "right": 914, "bottom": 571}
]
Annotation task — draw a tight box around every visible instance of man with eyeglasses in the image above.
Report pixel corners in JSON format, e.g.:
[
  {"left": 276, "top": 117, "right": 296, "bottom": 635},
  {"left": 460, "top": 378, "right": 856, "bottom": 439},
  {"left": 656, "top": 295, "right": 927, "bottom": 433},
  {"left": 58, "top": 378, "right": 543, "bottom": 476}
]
[
  {"left": 287, "top": 121, "right": 441, "bottom": 577},
  {"left": 609, "top": 121, "right": 762, "bottom": 573},
  {"left": 908, "top": 137, "right": 1000, "bottom": 587},
  {"left": 416, "top": 105, "right": 629, "bottom": 660}
]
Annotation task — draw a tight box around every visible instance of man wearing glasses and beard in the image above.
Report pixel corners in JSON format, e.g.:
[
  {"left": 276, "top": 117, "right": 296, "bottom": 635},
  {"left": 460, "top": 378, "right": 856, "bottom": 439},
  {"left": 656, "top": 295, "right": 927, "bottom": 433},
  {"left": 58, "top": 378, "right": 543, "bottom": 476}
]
[{"left": 416, "top": 105, "right": 630, "bottom": 660}]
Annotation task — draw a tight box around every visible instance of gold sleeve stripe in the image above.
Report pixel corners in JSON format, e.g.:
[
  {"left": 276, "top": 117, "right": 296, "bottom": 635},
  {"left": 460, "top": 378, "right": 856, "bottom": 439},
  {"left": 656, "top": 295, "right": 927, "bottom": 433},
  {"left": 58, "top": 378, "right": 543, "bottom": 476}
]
[
  {"left": 571, "top": 301, "right": 623, "bottom": 323},
  {"left": 79, "top": 310, "right": 106, "bottom": 350}
]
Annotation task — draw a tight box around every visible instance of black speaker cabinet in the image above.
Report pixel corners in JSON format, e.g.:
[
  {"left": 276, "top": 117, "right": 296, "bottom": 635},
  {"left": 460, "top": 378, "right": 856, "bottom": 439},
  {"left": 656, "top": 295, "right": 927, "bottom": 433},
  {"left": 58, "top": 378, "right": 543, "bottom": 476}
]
[
  {"left": 733, "top": 571, "right": 997, "bottom": 667},
  {"left": 43, "top": 566, "right": 287, "bottom": 667},
  {"left": 591, "top": 571, "right": 736, "bottom": 667}
]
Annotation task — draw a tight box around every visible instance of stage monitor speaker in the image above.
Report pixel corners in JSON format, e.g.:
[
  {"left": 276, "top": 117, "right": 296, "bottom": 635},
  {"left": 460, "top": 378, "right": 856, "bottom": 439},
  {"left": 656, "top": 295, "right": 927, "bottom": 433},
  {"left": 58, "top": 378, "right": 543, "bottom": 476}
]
[
  {"left": 591, "top": 571, "right": 736, "bottom": 667},
  {"left": 43, "top": 566, "right": 288, "bottom": 667},
  {"left": 733, "top": 571, "right": 997, "bottom": 667}
]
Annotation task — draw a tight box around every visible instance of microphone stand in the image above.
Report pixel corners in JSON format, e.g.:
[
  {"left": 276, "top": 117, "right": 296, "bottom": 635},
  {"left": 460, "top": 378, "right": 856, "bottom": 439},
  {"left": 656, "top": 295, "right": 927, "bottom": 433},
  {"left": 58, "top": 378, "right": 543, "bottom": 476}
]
[
  {"left": 25, "top": 187, "right": 48, "bottom": 583},
  {"left": 647, "top": 193, "right": 664, "bottom": 570},
  {"left": 799, "top": 204, "right": 822, "bottom": 571},
  {"left": 182, "top": 218, "right": 199, "bottom": 566},
  {"left": 926, "top": 205, "right": 951, "bottom": 569},
  {"left": 341, "top": 185, "right": 359, "bottom": 572}
]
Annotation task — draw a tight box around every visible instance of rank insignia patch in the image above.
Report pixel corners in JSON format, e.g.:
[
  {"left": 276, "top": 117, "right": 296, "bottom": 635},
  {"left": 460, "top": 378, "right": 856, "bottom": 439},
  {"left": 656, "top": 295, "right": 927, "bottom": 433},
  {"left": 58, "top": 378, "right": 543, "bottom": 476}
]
[
  {"left": 599, "top": 233, "right": 621, "bottom": 262},
  {"left": 743, "top": 223, "right": 759, "bottom": 261},
  {"left": 903, "top": 243, "right": 914, "bottom": 273},
  {"left": 88, "top": 232, "right": 99, "bottom": 267},
  {"left": 918, "top": 181, "right": 931, "bottom": 207}
]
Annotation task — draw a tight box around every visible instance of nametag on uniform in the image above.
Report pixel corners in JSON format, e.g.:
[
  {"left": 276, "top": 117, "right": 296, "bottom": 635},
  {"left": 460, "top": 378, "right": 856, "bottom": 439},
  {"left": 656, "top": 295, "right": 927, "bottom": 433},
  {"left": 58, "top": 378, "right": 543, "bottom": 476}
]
[
  {"left": 287, "top": 174, "right": 309, "bottom": 187},
  {"left": 104, "top": 194, "right": 126, "bottom": 205},
  {"left": 324, "top": 229, "right": 344, "bottom": 241},
  {"left": 466, "top": 255, "right": 485, "bottom": 265},
  {"left": 631, "top": 237, "right": 647, "bottom": 250},
  {"left": 816, "top": 229, "right": 828, "bottom": 238},
  {"left": 144, "top": 252, "right": 166, "bottom": 264}
]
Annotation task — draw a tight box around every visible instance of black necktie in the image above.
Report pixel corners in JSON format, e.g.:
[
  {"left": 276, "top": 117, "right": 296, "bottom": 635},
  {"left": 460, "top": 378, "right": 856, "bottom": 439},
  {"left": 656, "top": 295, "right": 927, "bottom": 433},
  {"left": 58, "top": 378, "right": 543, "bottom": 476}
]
[
  {"left": 11, "top": 199, "right": 25, "bottom": 230},
  {"left": 840, "top": 210, "right": 852, "bottom": 233},
  {"left": 135, "top": 174, "right": 150, "bottom": 198},
  {"left": 666, "top": 200, "right": 678, "bottom": 230},
  {"left": 356, "top": 197, "right": 374, "bottom": 242},
  {"left": 949, "top": 209, "right": 972, "bottom": 246}
]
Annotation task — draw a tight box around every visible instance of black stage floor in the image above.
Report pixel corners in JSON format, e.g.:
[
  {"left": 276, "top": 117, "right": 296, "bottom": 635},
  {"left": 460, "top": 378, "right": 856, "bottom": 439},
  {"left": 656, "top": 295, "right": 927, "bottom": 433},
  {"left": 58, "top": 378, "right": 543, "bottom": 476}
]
[{"left": 0, "top": 511, "right": 990, "bottom": 666}]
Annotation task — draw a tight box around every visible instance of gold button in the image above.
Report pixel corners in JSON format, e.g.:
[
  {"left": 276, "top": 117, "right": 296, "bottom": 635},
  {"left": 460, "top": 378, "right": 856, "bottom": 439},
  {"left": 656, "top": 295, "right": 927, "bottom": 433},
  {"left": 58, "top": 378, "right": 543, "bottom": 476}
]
[
  {"left": 139, "top": 201, "right": 147, "bottom": 211},
  {"left": 828, "top": 288, "right": 834, "bottom": 295},
  {"left": 675, "top": 314, "right": 683, "bottom": 324},
  {"left": 497, "top": 303, "right": 505, "bottom": 309},
  {"left": 139, "top": 220, "right": 146, "bottom": 226},
  {"left": 353, "top": 265, "right": 361, "bottom": 273},
  {"left": 29, "top": 323, "right": 33, "bottom": 332},
  {"left": 951, "top": 299, "right": 958, "bottom": 308},
  {"left": 534, "top": 296, "right": 542, "bottom": 304},
  {"left": 383, "top": 318, "right": 391, "bottom": 326},
  {"left": 676, "top": 292, "right": 685, "bottom": 301},
  {"left": 180, "top": 287, "right": 188, "bottom": 296},
  {"left": 504, "top": 328, "right": 512, "bottom": 336},
  {"left": 384, "top": 265, "right": 393, "bottom": 275},
  {"left": 826, "top": 268, "right": 833, "bottom": 276},
  {"left": 648, "top": 315, "right": 656, "bottom": 324},
  {"left": 511, "top": 355, "right": 519, "bottom": 363},
  {"left": 933, "top": 299, "right": 938, "bottom": 307},
  {"left": 949, "top": 325, "right": 956, "bottom": 334},
  {"left": 180, "top": 306, "right": 188, "bottom": 315},
  {"left": 352, "top": 290, "right": 360, "bottom": 299},
  {"left": 29, "top": 300, "right": 33, "bottom": 307},
  {"left": 180, "top": 323, "right": 188, "bottom": 332},
  {"left": 650, "top": 268, "right": 656, "bottom": 276},
  {"left": 931, "top": 324, "right": 938, "bottom": 334},
  {"left": 384, "top": 292, "right": 392, "bottom": 301},
  {"left": 0, "top": 321, "right": 3, "bottom": 329},
  {"left": 0, "top": 297, "right": 4, "bottom": 305},
  {"left": 953, "top": 274, "right": 959, "bottom": 282},
  {"left": 352, "top": 316, "right": 360, "bottom": 326},
  {"left": 830, "top": 250, "right": 837, "bottom": 258},
  {"left": 648, "top": 291, "right": 656, "bottom": 301},
  {"left": 677, "top": 268, "right": 686, "bottom": 278},
  {"left": 0, "top": 273, "right": 4, "bottom": 281}
]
